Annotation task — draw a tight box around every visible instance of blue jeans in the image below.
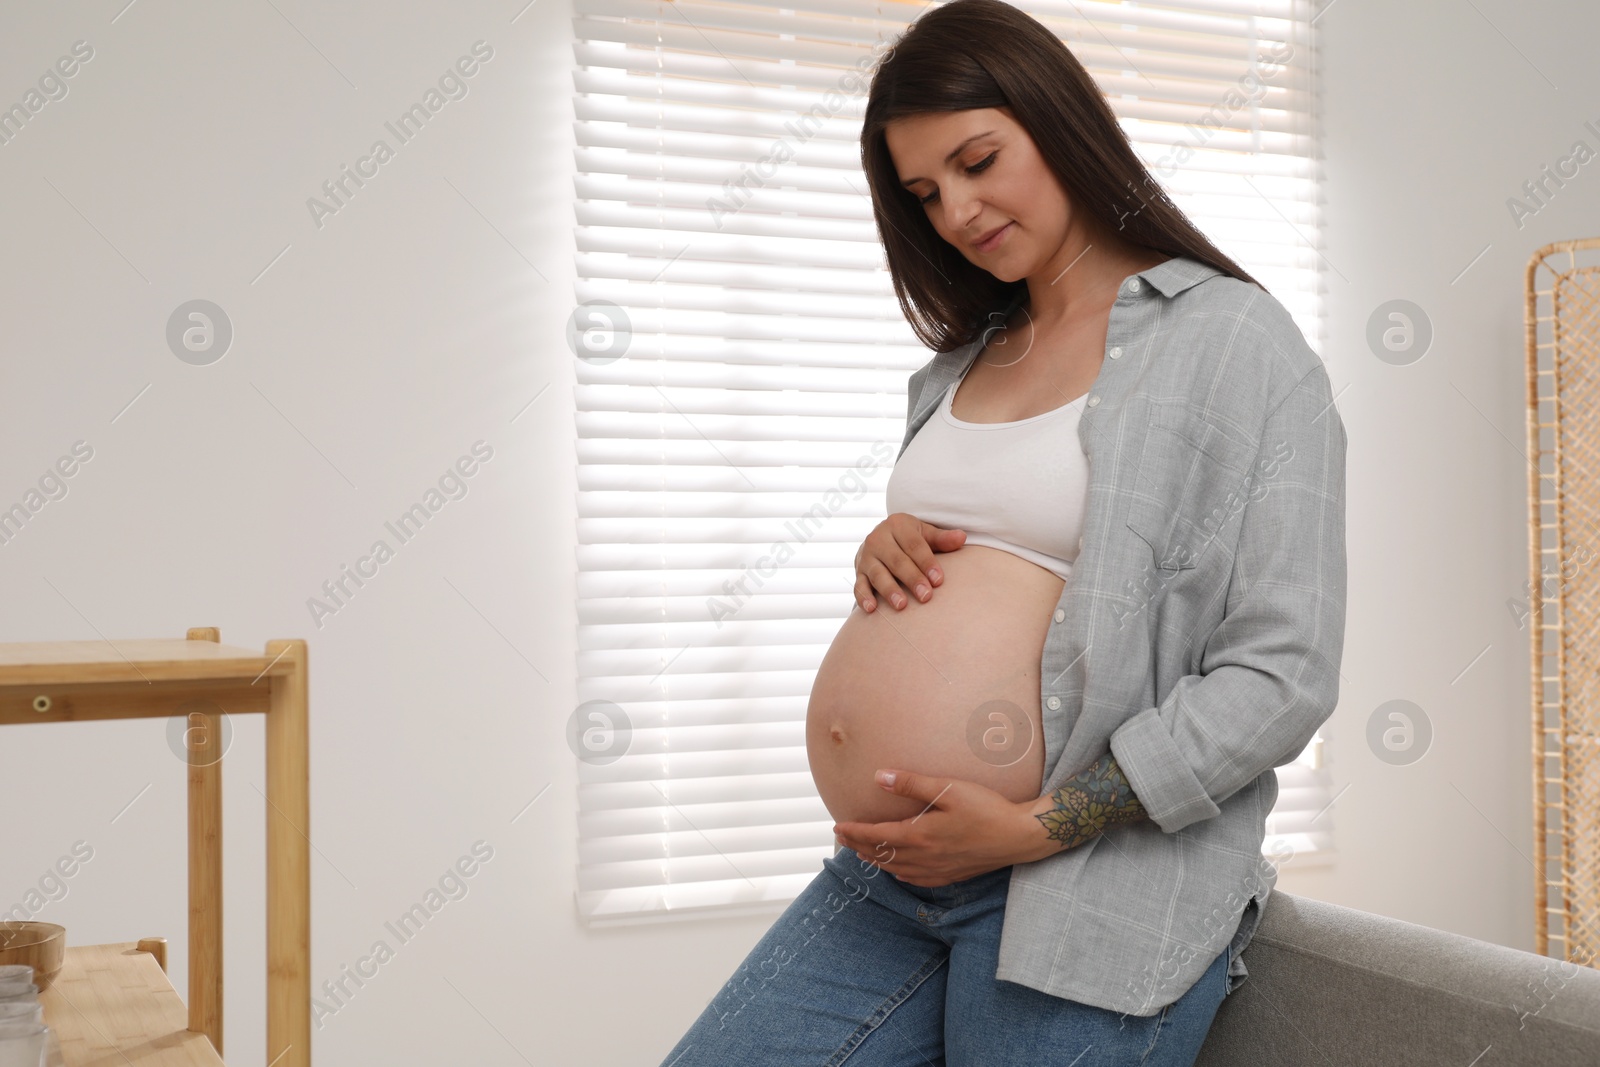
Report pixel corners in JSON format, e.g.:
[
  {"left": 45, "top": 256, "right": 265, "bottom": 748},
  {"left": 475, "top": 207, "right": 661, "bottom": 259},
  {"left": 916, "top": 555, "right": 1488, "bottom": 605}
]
[{"left": 658, "top": 847, "right": 1232, "bottom": 1067}]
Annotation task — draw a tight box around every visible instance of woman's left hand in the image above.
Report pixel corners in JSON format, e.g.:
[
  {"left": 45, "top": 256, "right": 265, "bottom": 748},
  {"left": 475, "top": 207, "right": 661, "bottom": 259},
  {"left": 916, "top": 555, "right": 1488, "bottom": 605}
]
[{"left": 832, "top": 769, "right": 1053, "bottom": 886}]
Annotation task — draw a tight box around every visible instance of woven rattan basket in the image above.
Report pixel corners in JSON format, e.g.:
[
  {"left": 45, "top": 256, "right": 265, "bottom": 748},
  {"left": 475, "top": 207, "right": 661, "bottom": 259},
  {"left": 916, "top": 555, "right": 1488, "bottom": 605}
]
[{"left": 1525, "top": 237, "right": 1600, "bottom": 967}]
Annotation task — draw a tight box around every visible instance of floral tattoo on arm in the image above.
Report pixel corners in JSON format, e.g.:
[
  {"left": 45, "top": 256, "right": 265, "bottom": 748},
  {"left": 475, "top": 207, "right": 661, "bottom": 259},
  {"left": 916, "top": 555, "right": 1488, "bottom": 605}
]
[{"left": 1035, "top": 751, "right": 1149, "bottom": 851}]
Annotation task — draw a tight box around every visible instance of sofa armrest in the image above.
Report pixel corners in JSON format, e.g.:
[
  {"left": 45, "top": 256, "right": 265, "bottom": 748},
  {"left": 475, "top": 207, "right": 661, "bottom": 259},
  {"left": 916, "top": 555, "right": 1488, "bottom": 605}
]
[{"left": 1198, "top": 890, "right": 1600, "bottom": 1067}]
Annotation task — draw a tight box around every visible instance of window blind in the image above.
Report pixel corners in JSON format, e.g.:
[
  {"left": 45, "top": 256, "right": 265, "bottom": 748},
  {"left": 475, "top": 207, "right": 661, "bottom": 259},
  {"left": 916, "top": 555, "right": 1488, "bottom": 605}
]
[{"left": 572, "top": 0, "right": 1330, "bottom": 924}]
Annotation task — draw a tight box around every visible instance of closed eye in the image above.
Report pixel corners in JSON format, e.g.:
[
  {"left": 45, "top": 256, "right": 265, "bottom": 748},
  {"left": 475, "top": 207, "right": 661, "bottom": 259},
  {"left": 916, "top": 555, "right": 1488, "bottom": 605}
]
[{"left": 917, "top": 151, "right": 997, "bottom": 206}]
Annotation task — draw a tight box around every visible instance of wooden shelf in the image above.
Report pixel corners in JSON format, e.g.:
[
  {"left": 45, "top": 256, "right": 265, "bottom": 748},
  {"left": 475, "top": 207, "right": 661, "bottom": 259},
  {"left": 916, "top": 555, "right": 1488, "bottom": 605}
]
[
  {"left": 0, "top": 639, "right": 294, "bottom": 689},
  {"left": 38, "top": 943, "right": 224, "bottom": 1066},
  {"left": 0, "top": 629, "right": 311, "bottom": 1066}
]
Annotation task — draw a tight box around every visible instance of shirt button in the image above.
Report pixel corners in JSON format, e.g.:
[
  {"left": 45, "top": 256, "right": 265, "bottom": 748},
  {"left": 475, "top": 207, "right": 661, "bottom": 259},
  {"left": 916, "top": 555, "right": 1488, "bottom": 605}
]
[
  {"left": 1128, "top": 278, "right": 1142, "bottom": 293},
  {"left": 1109, "top": 346, "right": 1122, "bottom": 359},
  {"left": 1087, "top": 395, "right": 1100, "bottom": 407},
  {"left": 1053, "top": 608, "right": 1065, "bottom": 623},
  {"left": 1047, "top": 696, "right": 1061, "bottom": 711},
  {"left": 1078, "top": 535, "right": 1085, "bottom": 551}
]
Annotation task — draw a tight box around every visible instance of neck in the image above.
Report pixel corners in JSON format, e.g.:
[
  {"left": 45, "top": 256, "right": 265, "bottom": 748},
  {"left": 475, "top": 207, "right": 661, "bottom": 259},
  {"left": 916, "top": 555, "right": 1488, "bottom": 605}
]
[{"left": 1021, "top": 226, "right": 1166, "bottom": 330}]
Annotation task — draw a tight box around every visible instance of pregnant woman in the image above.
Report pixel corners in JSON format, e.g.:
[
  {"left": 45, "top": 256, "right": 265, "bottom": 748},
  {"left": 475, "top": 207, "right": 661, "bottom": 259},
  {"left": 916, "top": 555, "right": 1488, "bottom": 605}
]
[{"left": 658, "top": 2, "right": 1347, "bottom": 1065}]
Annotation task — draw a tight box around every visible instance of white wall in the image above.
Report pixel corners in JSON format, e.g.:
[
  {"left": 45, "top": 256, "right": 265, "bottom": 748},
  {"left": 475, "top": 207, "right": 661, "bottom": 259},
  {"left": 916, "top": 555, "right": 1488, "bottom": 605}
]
[
  {"left": 1288, "top": 0, "right": 1598, "bottom": 942},
  {"left": 0, "top": 2, "right": 1594, "bottom": 1064}
]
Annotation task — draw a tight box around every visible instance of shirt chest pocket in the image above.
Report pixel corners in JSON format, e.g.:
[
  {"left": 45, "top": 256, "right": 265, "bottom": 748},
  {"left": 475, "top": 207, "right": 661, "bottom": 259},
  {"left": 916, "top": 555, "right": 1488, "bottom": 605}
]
[{"left": 1125, "top": 405, "right": 1257, "bottom": 572}]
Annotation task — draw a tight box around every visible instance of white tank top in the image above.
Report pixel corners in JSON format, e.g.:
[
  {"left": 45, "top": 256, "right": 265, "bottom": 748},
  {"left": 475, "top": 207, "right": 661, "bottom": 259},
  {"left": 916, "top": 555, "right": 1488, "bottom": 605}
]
[{"left": 885, "top": 378, "right": 1090, "bottom": 580}]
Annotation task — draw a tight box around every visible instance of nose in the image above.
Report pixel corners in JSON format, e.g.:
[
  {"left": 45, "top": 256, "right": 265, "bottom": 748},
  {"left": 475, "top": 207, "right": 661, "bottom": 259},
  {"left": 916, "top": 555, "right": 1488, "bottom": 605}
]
[{"left": 938, "top": 190, "right": 986, "bottom": 244}]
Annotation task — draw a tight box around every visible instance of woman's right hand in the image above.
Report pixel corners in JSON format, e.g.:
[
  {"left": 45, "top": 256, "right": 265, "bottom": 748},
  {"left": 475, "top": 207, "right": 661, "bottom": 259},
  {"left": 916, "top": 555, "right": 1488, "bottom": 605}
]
[{"left": 853, "top": 513, "right": 967, "bottom": 613}]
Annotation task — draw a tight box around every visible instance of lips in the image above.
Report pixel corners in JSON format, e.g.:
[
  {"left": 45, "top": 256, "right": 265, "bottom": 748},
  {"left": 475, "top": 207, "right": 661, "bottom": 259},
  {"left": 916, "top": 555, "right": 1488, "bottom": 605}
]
[{"left": 973, "top": 222, "right": 1012, "bottom": 252}]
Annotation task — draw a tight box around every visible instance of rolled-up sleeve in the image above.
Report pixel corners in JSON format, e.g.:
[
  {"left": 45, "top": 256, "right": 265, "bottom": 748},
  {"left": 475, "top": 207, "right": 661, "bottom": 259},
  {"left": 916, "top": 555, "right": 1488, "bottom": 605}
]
[{"left": 1109, "top": 359, "right": 1348, "bottom": 834}]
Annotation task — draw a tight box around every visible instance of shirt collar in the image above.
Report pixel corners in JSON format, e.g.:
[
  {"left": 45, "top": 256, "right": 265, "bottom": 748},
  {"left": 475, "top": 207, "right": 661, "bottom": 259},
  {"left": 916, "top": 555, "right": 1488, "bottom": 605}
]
[
  {"left": 987, "top": 254, "right": 1223, "bottom": 323},
  {"left": 915, "top": 254, "right": 1223, "bottom": 441},
  {"left": 1132, "top": 254, "right": 1224, "bottom": 298}
]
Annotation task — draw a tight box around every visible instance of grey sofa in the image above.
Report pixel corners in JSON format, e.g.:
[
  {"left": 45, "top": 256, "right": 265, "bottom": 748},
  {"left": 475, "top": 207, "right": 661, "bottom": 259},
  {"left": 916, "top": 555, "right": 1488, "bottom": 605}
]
[{"left": 1197, "top": 890, "right": 1600, "bottom": 1066}]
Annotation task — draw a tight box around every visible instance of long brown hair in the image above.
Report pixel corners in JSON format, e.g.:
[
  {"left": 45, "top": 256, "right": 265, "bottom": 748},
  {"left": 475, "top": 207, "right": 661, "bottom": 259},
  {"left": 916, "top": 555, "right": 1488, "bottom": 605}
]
[{"left": 861, "top": 0, "right": 1264, "bottom": 353}]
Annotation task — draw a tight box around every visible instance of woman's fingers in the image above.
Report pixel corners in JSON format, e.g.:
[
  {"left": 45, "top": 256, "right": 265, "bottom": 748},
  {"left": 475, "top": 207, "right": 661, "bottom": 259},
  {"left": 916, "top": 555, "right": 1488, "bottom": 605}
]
[
  {"left": 919, "top": 523, "right": 967, "bottom": 580},
  {"left": 852, "top": 570, "right": 879, "bottom": 613},
  {"left": 894, "top": 534, "right": 942, "bottom": 600},
  {"left": 875, "top": 538, "right": 931, "bottom": 607},
  {"left": 860, "top": 557, "right": 909, "bottom": 610},
  {"left": 852, "top": 514, "right": 963, "bottom": 612}
]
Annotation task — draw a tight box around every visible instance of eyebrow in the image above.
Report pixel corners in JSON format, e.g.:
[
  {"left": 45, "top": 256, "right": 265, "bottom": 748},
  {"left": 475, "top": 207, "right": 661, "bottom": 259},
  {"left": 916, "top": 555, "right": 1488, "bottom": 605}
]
[{"left": 899, "top": 130, "right": 997, "bottom": 187}]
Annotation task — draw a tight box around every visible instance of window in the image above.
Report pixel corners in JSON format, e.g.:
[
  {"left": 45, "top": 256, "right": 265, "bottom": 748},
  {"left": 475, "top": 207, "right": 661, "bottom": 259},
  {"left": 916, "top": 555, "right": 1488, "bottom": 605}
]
[{"left": 572, "top": 0, "right": 1328, "bottom": 924}]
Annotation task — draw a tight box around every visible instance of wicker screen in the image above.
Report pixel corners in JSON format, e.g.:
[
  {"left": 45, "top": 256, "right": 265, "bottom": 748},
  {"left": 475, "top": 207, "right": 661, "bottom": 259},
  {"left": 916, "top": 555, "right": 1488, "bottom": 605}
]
[{"left": 1525, "top": 237, "right": 1600, "bottom": 967}]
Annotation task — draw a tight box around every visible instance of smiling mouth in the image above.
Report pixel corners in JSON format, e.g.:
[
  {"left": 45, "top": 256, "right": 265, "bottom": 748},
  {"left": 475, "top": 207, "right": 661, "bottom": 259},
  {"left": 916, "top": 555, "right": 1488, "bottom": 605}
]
[{"left": 974, "top": 223, "right": 1012, "bottom": 252}]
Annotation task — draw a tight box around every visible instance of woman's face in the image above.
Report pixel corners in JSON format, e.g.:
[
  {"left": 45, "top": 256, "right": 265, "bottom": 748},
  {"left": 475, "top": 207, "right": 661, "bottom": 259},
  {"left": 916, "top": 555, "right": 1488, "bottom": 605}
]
[{"left": 884, "top": 106, "right": 1072, "bottom": 282}]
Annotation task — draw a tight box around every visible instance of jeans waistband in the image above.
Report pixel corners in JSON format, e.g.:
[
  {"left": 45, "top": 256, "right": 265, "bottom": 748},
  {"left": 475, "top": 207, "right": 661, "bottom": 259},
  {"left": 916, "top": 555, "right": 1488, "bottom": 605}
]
[{"left": 833, "top": 848, "right": 1013, "bottom": 909}]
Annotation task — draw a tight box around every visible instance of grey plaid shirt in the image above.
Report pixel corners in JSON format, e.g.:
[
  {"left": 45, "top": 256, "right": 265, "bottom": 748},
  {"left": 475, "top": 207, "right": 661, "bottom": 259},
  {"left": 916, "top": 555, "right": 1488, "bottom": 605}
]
[{"left": 895, "top": 255, "right": 1348, "bottom": 1016}]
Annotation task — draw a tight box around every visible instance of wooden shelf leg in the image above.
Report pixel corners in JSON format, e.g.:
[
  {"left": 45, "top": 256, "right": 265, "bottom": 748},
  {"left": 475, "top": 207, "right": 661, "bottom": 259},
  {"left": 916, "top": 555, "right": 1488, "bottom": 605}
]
[
  {"left": 265, "top": 639, "right": 311, "bottom": 1067},
  {"left": 185, "top": 628, "right": 224, "bottom": 1056}
]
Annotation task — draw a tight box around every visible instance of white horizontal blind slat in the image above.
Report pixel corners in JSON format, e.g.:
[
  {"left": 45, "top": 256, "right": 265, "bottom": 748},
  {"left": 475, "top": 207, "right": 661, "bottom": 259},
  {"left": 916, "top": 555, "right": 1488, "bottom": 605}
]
[{"left": 572, "top": 0, "right": 1328, "bottom": 923}]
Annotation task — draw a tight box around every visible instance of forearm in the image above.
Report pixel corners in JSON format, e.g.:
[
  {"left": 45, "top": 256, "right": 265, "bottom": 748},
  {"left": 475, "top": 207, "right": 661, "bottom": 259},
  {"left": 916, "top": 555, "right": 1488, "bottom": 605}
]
[{"left": 1015, "top": 751, "right": 1149, "bottom": 860}]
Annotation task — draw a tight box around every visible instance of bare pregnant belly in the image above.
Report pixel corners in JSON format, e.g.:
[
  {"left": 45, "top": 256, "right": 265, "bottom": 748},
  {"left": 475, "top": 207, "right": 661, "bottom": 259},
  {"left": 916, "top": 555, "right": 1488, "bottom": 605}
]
[{"left": 806, "top": 545, "right": 1067, "bottom": 826}]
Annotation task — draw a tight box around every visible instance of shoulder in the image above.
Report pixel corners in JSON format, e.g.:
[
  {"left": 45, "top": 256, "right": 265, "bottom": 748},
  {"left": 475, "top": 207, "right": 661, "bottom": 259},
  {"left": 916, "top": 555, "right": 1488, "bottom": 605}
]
[
  {"left": 904, "top": 355, "right": 938, "bottom": 416},
  {"left": 1165, "top": 271, "right": 1325, "bottom": 418},
  {"left": 904, "top": 330, "right": 983, "bottom": 417}
]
